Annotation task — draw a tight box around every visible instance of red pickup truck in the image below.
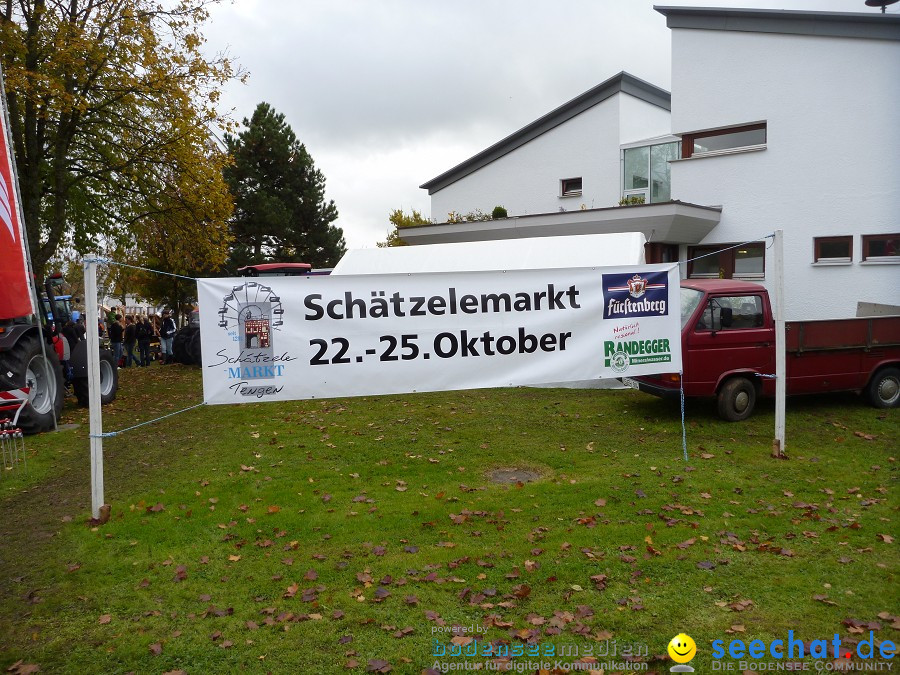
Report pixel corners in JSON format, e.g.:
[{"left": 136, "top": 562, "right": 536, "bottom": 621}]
[{"left": 624, "top": 280, "right": 900, "bottom": 421}]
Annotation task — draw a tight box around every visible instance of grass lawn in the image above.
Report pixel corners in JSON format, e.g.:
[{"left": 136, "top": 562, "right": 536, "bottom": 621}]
[{"left": 0, "top": 364, "right": 897, "bottom": 674}]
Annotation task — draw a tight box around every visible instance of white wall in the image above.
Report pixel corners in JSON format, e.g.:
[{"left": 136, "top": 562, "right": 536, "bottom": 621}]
[
  {"left": 430, "top": 93, "right": 670, "bottom": 221},
  {"left": 670, "top": 28, "right": 900, "bottom": 320},
  {"left": 618, "top": 94, "right": 671, "bottom": 145}
]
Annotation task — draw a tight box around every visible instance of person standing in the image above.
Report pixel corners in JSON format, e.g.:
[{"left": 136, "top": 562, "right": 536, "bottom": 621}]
[
  {"left": 123, "top": 316, "right": 140, "bottom": 367},
  {"left": 108, "top": 314, "right": 124, "bottom": 368},
  {"left": 136, "top": 316, "right": 152, "bottom": 366},
  {"left": 160, "top": 310, "right": 177, "bottom": 364}
]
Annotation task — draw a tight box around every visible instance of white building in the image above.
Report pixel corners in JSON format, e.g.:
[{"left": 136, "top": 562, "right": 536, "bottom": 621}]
[{"left": 407, "top": 7, "right": 900, "bottom": 321}]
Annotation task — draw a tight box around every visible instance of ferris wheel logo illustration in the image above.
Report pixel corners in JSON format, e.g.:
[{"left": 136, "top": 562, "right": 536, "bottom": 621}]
[{"left": 217, "top": 281, "right": 284, "bottom": 379}]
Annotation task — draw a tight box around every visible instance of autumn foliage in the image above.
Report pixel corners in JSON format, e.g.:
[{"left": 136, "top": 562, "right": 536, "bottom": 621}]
[{"left": 0, "top": 0, "right": 238, "bottom": 279}]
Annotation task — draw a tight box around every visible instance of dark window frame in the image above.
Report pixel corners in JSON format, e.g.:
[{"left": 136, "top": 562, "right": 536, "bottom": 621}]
[
  {"left": 813, "top": 236, "right": 853, "bottom": 263},
  {"left": 560, "top": 177, "right": 583, "bottom": 197},
  {"left": 687, "top": 242, "right": 765, "bottom": 280},
  {"left": 681, "top": 122, "right": 767, "bottom": 159},
  {"left": 862, "top": 233, "right": 899, "bottom": 261},
  {"left": 645, "top": 243, "right": 679, "bottom": 264}
]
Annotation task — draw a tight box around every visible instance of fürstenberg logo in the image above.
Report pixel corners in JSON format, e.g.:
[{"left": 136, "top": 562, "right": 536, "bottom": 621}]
[{"left": 602, "top": 271, "right": 668, "bottom": 319}]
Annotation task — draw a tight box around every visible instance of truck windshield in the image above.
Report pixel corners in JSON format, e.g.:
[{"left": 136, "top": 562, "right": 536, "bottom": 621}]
[{"left": 681, "top": 288, "right": 704, "bottom": 328}]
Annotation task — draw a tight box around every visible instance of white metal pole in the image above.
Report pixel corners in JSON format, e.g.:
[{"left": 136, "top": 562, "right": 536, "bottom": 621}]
[
  {"left": 773, "top": 230, "right": 786, "bottom": 457},
  {"left": 83, "top": 254, "right": 105, "bottom": 518}
]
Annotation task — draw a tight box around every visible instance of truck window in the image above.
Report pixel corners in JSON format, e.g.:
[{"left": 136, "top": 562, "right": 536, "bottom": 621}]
[
  {"left": 696, "top": 295, "right": 764, "bottom": 331},
  {"left": 681, "top": 288, "right": 704, "bottom": 328}
]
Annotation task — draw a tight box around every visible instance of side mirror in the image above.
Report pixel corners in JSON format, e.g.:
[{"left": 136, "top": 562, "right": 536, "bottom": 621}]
[
  {"left": 720, "top": 307, "right": 733, "bottom": 328},
  {"left": 708, "top": 302, "right": 732, "bottom": 332}
]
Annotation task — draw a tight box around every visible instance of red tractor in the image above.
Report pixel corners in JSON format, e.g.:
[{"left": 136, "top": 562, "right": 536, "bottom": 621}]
[{"left": 0, "top": 273, "right": 118, "bottom": 434}]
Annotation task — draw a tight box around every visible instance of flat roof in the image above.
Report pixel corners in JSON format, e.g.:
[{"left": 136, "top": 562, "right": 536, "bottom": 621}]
[
  {"left": 419, "top": 72, "right": 671, "bottom": 195},
  {"left": 655, "top": 6, "right": 900, "bottom": 41},
  {"left": 400, "top": 200, "right": 722, "bottom": 247}
]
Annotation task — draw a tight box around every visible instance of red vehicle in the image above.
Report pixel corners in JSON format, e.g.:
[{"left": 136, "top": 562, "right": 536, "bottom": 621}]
[{"left": 624, "top": 280, "right": 900, "bottom": 420}]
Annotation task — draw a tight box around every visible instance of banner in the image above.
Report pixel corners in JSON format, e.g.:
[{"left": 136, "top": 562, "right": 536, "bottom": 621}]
[
  {"left": 0, "top": 66, "right": 34, "bottom": 321},
  {"left": 198, "top": 264, "right": 682, "bottom": 405}
]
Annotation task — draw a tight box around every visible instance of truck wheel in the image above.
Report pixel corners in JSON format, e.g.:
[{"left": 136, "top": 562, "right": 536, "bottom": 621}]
[
  {"left": 72, "top": 349, "right": 119, "bottom": 406},
  {"left": 0, "top": 331, "right": 64, "bottom": 434},
  {"left": 867, "top": 367, "right": 900, "bottom": 409},
  {"left": 717, "top": 377, "right": 757, "bottom": 422}
]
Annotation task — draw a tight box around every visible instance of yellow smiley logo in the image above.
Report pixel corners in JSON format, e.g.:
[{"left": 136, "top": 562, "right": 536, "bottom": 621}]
[{"left": 668, "top": 633, "right": 697, "bottom": 663}]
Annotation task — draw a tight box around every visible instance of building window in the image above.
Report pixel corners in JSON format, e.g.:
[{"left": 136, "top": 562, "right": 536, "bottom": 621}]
[
  {"left": 688, "top": 242, "right": 765, "bottom": 279},
  {"left": 645, "top": 243, "right": 679, "bottom": 264},
  {"left": 862, "top": 233, "right": 899, "bottom": 262},
  {"left": 622, "top": 141, "right": 679, "bottom": 204},
  {"left": 814, "top": 236, "right": 852, "bottom": 263},
  {"left": 681, "top": 122, "right": 766, "bottom": 159},
  {"left": 560, "top": 177, "right": 582, "bottom": 197}
]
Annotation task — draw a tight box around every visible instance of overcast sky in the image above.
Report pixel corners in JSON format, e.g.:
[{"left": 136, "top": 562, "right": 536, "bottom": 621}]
[{"left": 202, "top": 0, "right": 894, "bottom": 250}]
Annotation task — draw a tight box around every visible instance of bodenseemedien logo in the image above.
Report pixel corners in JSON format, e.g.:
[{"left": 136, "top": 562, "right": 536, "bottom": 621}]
[{"left": 668, "top": 633, "right": 697, "bottom": 672}]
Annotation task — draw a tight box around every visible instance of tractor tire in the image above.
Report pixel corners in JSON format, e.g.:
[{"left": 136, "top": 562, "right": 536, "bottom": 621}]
[
  {"left": 867, "top": 367, "right": 900, "bottom": 409},
  {"left": 72, "top": 349, "right": 119, "bottom": 407},
  {"left": 0, "top": 331, "right": 64, "bottom": 435},
  {"left": 174, "top": 326, "right": 198, "bottom": 365},
  {"left": 716, "top": 376, "right": 757, "bottom": 422},
  {"left": 189, "top": 329, "right": 202, "bottom": 366}
]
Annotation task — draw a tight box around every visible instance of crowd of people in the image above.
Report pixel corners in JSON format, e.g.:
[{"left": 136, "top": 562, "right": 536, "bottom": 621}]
[{"left": 63, "top": 309, "right": 180, "bottom": 367}]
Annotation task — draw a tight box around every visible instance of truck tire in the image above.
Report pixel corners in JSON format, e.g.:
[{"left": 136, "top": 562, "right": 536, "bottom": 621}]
[
  {"left": 0, "top": 331, "right": 64, "bottom": 434},
  {"left": 867, "top": 367, "right": 900, "bottom": 409},
  {"left": 72, "top": 349, "right": 119, "bottom": 406},
  {"left": 717, "top": 377, "right": 757, "bottom": 422}
]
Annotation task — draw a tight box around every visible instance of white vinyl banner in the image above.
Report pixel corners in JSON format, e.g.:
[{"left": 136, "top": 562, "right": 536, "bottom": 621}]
[{"left": 198, "top": 264, "right": 682, "bottom": 405}]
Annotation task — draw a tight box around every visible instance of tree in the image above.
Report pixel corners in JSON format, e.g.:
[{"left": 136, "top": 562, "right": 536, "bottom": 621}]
[
  {"left": 0, "top": 0, "right": 237, "bottom": 281},
  {"left": 224, "top": 102, "right": 345, "bottom": 269},
  {"left": 377, "top": 208, "right": 431, "bottom": 248}
]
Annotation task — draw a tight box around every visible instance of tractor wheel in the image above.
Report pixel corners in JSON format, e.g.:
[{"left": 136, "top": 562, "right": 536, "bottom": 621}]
[
  {"left": 173, "top": 327, "right": 196, "bottom": 365},
  {"left": 0, "top": 331, "right": 64, "bottom": 434},
  {"left": 72, "top": 349, "right": 119, "bottom": 406},
  {"left": 189, "top": 329, "right": 202, "bottom": 366}
]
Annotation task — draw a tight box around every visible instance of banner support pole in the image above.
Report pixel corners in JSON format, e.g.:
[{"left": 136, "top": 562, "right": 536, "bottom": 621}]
[
  {"left": 772, "top": 230, "right": 786, "bottom": 458},
  {"left": 84, "top": 254, "right": 105, "bottom": 519}
]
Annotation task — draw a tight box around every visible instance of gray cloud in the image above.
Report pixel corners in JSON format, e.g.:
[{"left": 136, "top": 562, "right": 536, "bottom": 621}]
[{"left": 204, "top": 0, "right": 890, "bottom": 247}]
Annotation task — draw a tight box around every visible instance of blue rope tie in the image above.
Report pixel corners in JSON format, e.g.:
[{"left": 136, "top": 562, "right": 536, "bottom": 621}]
[
  {"left": 90, "top": 402, "right": 207, "bottom": 438},
  {"left": 754, "top": 373, "right": 778, "bottom": 379}
]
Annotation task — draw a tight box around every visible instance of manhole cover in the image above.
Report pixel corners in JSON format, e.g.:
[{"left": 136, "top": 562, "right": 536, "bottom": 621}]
[{"left": 488, "top": 468, "right": 541, "bottom": 484}]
